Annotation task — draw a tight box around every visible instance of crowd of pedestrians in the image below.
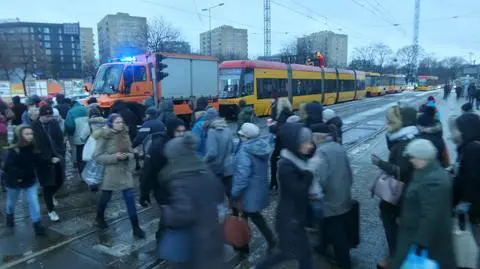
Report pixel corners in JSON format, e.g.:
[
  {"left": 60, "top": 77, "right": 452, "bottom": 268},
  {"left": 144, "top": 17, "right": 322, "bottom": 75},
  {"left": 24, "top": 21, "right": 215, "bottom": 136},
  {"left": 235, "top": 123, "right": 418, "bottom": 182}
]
[{"left": 0, "top": 92, "right": 479, "bottom": 269}]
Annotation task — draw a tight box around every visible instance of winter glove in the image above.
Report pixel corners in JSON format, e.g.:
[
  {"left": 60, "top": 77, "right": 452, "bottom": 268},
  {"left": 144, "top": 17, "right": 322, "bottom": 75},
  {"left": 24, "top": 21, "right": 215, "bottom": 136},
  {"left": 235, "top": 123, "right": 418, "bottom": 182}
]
[{"left": 139, "top": 194, "right": 151, "bottom": 208}]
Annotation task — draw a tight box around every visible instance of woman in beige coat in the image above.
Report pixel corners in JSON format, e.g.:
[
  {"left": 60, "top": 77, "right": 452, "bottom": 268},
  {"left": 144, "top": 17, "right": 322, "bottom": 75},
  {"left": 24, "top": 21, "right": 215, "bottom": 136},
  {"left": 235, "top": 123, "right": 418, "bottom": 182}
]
[{"left": 93, "top": 113, "right": 145, "bottom": 238}]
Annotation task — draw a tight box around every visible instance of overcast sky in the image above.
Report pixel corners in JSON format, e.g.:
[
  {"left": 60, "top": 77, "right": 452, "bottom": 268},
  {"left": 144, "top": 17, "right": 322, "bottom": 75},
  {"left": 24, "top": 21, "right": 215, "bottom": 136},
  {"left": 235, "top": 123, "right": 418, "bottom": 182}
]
[{"left": 1, "top": 0, "right": 480, "bottom": 62}]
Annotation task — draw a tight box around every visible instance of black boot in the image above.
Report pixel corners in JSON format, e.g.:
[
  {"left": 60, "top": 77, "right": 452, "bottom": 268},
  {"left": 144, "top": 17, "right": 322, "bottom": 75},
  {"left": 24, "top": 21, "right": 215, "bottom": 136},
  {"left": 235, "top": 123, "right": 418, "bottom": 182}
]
[
  {"left": 96, "top": 213, "right": 109, "bottom": 229},
  {"left": 6, "top": 214, "right": 14, "bottom": 227},
  {"left": 33, "top": 221, "right": 46, "bottom": 236},
  {"left": 130, "top": 216, "right": 145, "bottom": 239}
]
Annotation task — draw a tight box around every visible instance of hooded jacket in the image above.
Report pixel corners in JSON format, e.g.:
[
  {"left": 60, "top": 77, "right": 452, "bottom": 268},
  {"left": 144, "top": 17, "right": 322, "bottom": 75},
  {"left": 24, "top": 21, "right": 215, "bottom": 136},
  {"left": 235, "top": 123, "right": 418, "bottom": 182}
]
[
  {"left": 231, "top": 136, "right": 273, "bottom": 212},
  {"left": 158, "top": 100, "right": 176, "bottom": 124},
  {"left": 417, "top": 114, "right": 449, "bottom": 167},
  {"left": 111, "top": 101, "right": 139, "bottom": 141},
  {"left": 275, "top": 123, "right": 314, "bottom": 259},
  {"left": 205, "top": 118, "right": 234, "bottom": 177},
  {"left": 451, "top": 113, "right": 480, "bottom": 221},
  {"left": 237, "top": 106, "right": 255, "bottom": 131},
  {"left": 93, "top": 126, "right": 135, "bottom": 191},
  {"left": 65, "top": 102, "right": 90, "bottom": 145},
  {"left": 3, "top": 143, "right": 42, "bottom": 189},
  {"left": 132, "top": 118, "right": 165, "bottom": 148}
]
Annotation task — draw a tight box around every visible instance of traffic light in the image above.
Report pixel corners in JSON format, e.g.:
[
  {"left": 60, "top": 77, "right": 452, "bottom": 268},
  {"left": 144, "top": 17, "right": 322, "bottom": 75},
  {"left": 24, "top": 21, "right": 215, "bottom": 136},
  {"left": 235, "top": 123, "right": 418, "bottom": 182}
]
[{"left": 155, "top": 54, "right": 169, "bottom": 80}]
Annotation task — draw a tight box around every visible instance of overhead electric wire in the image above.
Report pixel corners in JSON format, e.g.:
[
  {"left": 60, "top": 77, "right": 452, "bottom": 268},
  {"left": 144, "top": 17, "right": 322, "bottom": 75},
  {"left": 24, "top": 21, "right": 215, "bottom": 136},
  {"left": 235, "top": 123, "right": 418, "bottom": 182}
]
[{"left": 367, "top": 11, "right": 480, "bottom": 28}]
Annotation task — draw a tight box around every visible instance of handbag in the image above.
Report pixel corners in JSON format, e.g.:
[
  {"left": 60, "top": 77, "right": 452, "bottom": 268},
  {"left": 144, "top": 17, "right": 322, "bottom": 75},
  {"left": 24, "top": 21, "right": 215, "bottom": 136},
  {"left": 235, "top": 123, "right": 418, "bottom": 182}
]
[
  {"left": 400, "top": 246, "right": 440, "bottom": 269},
  {"left": 452, "top": 213, "right": 479, "bottom": 268},
  {"left": 81, "top": 160, "right": 105, "bottom": 186},
  {"left": 371, "top": 169, "right": 404, "bottom": 205},
  {"left": 158, "top": 228, "right": 192, "bottom": 263},
  {"left": 223, "top": 213, "right": 251, "bottom": 248}
]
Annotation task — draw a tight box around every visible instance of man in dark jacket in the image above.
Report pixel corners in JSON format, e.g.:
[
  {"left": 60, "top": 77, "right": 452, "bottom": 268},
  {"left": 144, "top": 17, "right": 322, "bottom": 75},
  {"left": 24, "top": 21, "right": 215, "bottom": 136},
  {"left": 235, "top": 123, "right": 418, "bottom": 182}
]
[
  {"left": 11, "top": 96, "right": 27, "bottom": 126},
  {"left": 55, "top": 94, "right": 70, "bottom": 120},
  {"left": 236, "top": 99, "right": 255, "bottom": 131},
  {"left": 467, "top": 82, "right": 476, "bottom": 105},
  {"left": 158, "top": 100, "right": 176, "bottom": 124},
  {"left": 417, "top": 106, "right": 449, "bottom": 167},
  {"left": 450, "top": 113, "right": 480, "bottom": 224},
  {"left": 139, "top": 117, "right": 186, "bottom": 241},
  {"left": 132, "top": 107, "right": 165, "bottom": 149},
  {"left": 323, "top": 108, "right": 343, "bottom": 144}
]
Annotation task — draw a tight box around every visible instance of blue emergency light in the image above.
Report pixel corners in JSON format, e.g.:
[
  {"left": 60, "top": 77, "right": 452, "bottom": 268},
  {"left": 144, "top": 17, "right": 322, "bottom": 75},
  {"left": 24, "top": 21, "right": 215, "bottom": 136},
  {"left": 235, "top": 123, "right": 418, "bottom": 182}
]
[{"left": 119, "top": 56, "right": 136, "bottom": 62}]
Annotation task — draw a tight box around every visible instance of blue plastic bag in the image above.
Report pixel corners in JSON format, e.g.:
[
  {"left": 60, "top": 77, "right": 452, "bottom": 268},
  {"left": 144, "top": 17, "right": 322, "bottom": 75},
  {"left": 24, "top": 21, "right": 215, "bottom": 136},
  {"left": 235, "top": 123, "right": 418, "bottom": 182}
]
[
  {"left": 158, "top": 228, "right": 191, "bottom": 263},
  {"left": 400, "top": 246, "right": 440, "bottom": 269},
  {"left": 81, "top": 160, "right": 104, "bottom": 186}
]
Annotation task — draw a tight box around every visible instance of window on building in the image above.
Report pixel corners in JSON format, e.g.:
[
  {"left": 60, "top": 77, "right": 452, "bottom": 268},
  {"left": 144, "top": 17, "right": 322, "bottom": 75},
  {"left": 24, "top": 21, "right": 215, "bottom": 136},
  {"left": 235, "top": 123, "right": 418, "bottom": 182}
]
[
  {"left": 133, "top": 66, "right": 147, "bottom": 82},
  {"left": 44, "top": 35, "right": 50, "bottom": 41},
  {"left": 59, "top": 35, "right": 63, "bottom": 41},
  {"left": 72, "top": 50, "right": 76, "bottom": 56},
  {"left": 38, "top": 28, "right": 43, "bottom": 33},
  {"left": 30, "top": 27, "right": 34, "bottom": 33},
  {"left": 60, "top": 50, "right": 64, "bottom": 56},
  {"left": 59, "top": 43, "right": 63, "bottom": 49},
  {"left": 73, "top": 63, "right": 77, "bottom": 69},
  {"left": 58, "top": 28, "right": 62, "bottom": 34},
  {"left": 70, "top": 36, "right": 74, "bottom": 42},
  {"left": 71, "top": 43, "right": 75, "bottom": 49},
  {"left": 44, "top": 42, "right": 51, "bottom": 48},
  {"left": 45, "top": 49, "right": 51, "bottom": 55},
  {"left": 44, "top": 28, "right": 50, "bottom": 34},
  {"left": 60, "top": 56, "right": 64, "bottom": 62}
]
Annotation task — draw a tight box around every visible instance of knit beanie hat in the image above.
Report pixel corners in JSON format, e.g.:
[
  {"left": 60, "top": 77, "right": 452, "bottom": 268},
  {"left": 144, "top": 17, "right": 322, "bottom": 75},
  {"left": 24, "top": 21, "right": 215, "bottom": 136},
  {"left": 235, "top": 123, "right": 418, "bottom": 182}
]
[
  {"left": 238, "top": 123, "right": 260, "bottom": 138},
  {"left": 404, "top": 139, "right": 438, "bottom": 161},
  {"left": 106, "top": 113, "right": 121, "bottom": 128}
]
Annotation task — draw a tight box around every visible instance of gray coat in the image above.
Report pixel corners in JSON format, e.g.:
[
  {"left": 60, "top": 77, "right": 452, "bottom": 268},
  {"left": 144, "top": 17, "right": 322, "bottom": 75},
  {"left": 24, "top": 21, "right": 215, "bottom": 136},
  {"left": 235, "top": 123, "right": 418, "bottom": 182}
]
[
  {"left": 204, "top": 119, "right": 234, "bottom": 177},
  {"left": 390, "top": 161, "right": 456, "bottom": 269},
  {"left": 160, "top": 148, "right": 226, "bottom": 269},
  {"left": 93, "top": 126, "right": 135, "bottom": 191},
  {"left": 231, "top": 136, "right": 272, "bottom": 213},
  {"left": 308, "top": 137, "right": 353, "bottom": 217}
]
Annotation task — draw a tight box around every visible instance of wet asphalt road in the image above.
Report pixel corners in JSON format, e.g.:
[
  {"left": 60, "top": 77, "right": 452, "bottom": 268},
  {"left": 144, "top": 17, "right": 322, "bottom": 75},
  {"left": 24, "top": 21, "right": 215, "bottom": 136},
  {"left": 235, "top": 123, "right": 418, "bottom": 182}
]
[{"left": 0, "top": 89, "right": 453, "bottom": 269}]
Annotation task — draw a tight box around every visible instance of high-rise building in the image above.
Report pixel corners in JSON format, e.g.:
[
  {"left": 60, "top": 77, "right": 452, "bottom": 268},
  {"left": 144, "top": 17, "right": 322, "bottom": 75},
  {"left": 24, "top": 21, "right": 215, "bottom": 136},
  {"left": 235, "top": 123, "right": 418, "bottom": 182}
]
[
  {"left": 297, "top": 31, "right": 348, "bottom": 67},
  {"left": 0, "top": 21, "right": 82, "bottom": 79},
  {"left": 200, "top": 25, "right": 248, "bottom": 60},
  {"left": 97, "top": 12, "right": 147, "bottom": 63},
  {"left": 80, "top": 27, "right": 95, "bottom": 70}
]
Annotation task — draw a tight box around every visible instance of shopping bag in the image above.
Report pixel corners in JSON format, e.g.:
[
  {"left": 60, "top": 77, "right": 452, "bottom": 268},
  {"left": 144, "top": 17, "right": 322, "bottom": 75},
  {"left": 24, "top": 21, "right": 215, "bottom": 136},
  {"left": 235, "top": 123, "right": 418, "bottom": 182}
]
[
  {"left": 223, "top": 214, "right": 251, "bottom": 247},
  {"left": 158, "top": 228, "right": 191, "bottom": 263},
  {"left": 81, "top": 160, "right": 104, "bottom": 186},
  {"left": 82, "top": 136, "right": 96, "bottom": 161},
  {"left": 452, "top": 213, "right": 479, "bottom": 268},
  {"left": 371, "top": 172, "right": 404, "bottom": 205},
  {"left": 400, "top": 246, "right": 440, "bottom": 269}
]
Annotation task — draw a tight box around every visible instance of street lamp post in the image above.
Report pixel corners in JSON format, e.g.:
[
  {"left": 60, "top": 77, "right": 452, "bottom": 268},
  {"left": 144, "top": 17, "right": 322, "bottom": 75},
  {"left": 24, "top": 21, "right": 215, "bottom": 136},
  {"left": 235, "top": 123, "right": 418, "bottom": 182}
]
[{"left": 202, "top": 3, "right": 224, "bottom": 56}]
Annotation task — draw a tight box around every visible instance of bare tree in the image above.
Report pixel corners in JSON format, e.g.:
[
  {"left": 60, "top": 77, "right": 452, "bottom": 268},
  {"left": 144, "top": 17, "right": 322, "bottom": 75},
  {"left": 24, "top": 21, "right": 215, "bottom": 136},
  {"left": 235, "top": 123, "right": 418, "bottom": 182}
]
[
  {"left": 146, "top": 18, "right": 184, "bottom": 53},
  {"left": 373, "top": 43, "right": 393, "bottom": 73},
  {"left": 0, "top": 34, "right": 14, "bottom": 80},
  {"left": 396, "top": 45, "right": 425, "bottom": 70},
  {"left": 82, "top": 58, "right": 98, "bottom": 82},
  {"left": 280, "top": 39, "right": 297, "bottom": 56},
  {"left": 350, "top": 45, "right": 377, "bottom": 71}
]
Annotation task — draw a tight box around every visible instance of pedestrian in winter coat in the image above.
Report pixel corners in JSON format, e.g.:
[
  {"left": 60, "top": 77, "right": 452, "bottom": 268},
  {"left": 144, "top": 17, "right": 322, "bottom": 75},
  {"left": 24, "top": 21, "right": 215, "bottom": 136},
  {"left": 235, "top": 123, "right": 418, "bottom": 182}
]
[
  {"left": 4, "top": 125, "right": 46, "bottom": 235},
  {"left": 371, "top": 105, "right": 418, "bottom": 269},
  {"left": 468, "top": 83, "right": 477, "bottom": 105},
  {"left": 323, "top": 108, "right": 344, "bottom": 144},
  {"left": 417, "top": 106, "right": 450, "bottom": 167},
  {"left": 308, "top": 123, "right": 353, "bottom": 269},
  {"left": 139, "top": 117, "right": 186, "bottom": 242},
  {"left": 11, "top": 96, "right": 27, "bottom": 126},
  {"left": 449, "top": 113, "right": 480, "bottom": 224},
  {"left": 236, "top": 100, "right": 255, "bottom": 131},
  {"left": 31, "top": 105, "right": 66, "bottom": 222},
  {"left": 269, "top": 98, "right": 294, "bottom": 190},
  {"left": 305, "top": 102, "right": 324, "bottom": 127},
  {"left": 192, "top": 110, "right": 207, "bottom": 157},
  {"left": 204, "top": 108, "right": 234, "bottom": 196},
  {"left": 92, "top": 114, "right": 145, "bottom": 238},
  {"left": 54, "top": 94, "right": 70, "bottom": 119},
  {"left": 0, "top": 115, "right": 8, "bottom": 149},
  {"left": 255, "top": 123, "right": 315, "bottom": 269},
  {"left": 231, "top": 123, "right": 276, "bottom": 255},
  {"left": 65, "top": 101, "right": 90, "bottom": 173},
  {"left": 158, "top": 100, "right": 177, "bottom": 124},
  {"left": 390, "top": 139, "right": 456, "bottom": 269},
  {"left": 159, "top": 135, "right": 226, "bottom": 269},
  {"left": 132, "top": 107, "right": 166, "bottom": 149},
  {"left": 21, "top": 95, "right": 41, "bottom": 125}
]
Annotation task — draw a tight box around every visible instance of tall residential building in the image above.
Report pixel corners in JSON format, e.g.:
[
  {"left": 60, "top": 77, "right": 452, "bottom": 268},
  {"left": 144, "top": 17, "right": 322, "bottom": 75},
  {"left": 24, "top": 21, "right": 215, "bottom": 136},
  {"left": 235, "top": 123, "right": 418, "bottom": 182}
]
[
  {"left": 97, "top": 12, "right": 147, "bottom": 63},
  {"left": 80, "top": 27, "right": 95, "bottom": 69},
  {"left": 200, "top": 25, "right": 248, "bottom": 60},
  {"left": 297, "top": 31, "right": 348, "bottom": 67},
  {"left": 0, "top": 21, "right": 82, "bottom": 79}
]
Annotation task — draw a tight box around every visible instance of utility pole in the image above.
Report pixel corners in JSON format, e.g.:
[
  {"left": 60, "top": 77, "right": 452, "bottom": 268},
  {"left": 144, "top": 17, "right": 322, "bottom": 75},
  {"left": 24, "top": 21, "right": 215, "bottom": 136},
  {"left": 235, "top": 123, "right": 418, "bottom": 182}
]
[
  {"left": 264, "top": 0, "right": 271, "bottom": 57},
  {"left": 412, "top": 0, "right": 420, "bottom": 81},
  {"left": 202, "top": 3, "right": 225, "bottom": 56}
]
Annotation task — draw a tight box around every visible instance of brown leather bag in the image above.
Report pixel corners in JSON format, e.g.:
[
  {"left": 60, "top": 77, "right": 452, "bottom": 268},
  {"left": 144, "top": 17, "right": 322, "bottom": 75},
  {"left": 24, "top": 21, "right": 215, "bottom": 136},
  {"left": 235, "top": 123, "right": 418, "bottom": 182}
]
[{"left": 223, "top": 213, "right": 251, "bottom": 248}]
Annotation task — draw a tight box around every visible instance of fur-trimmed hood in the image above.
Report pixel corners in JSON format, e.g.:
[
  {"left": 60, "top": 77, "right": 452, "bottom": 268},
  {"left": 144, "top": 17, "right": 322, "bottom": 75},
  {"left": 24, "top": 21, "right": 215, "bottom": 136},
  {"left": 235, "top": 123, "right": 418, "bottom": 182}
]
[{"left": 93, "top": 126, "right": 129, "bottom": 140}]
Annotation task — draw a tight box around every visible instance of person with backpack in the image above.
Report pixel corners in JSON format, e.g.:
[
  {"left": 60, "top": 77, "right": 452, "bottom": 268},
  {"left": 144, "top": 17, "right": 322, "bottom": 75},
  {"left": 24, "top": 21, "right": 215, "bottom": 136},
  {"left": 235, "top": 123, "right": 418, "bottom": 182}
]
[
  {"left": 132, "top": 107, "right": 165, "bottom": 149},
  {"left": 4, "top": 125, "right": 46, "bottom": 235},
  {"left": 65, "top": 101, "right": 89, "bottom": 174},
  {"left": 236, "top": 99, "right": 255, "bottom": 131}
]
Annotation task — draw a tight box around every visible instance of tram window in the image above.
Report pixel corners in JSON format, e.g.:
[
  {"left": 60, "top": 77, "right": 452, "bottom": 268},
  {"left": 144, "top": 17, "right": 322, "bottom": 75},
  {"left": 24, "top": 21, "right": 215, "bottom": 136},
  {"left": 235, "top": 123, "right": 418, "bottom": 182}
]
[
  {"left": 312, "top": 80, "right": 322, "bottom": 94},
  {"left": 342, "top": 80, "right": 355, "bottom": 92},
  {"left": 324, "top": 79, "right": 337, "bottom": 93},
  {"left": 243, "top": 69, "right": 254, "bottom": 96},
  {"left": 357, "top": 80, "right": 366, "bottom": 90},
  {"left": 294, "top": 79, "right": 315, "bottom": 96},
  {"left": 257, "top": 78, "right": 288, "bottom": 99}
]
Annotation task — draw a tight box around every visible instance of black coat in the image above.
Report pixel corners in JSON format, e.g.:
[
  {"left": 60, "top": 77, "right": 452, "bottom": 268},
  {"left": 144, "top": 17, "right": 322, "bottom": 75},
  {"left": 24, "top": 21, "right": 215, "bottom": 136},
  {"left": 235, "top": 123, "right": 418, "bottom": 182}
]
[
  {"left": 11, "top": 103, "right": 27, "bottom": 125},
  {"left": 3, "top": 145, "right": 43, "bottom": 188},
  {"left": 417, "top": 124, "right": 449, "bottom": 167},
  {"left": 276, "top": 149, "right": 313, "bottom": 259},
  {"left": 160, "top": 157, "right": 225, "bottom": 269},
  {"left": 31, "top": 119, "right": 65, "bottom": 187},
  {"left": 326, "top": 116, "right": 343, "bottom": 143},
  {"left": 139, "top": 132, "right": 169, "bottom": 204},
  {"left": 55, "top": 103, "right": 70, "bottom": 120}
]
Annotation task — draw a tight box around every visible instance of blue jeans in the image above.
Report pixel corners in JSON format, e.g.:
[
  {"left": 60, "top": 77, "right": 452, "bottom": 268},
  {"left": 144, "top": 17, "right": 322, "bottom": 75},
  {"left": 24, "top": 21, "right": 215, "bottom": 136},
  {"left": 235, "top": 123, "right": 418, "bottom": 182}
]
[
  {"left": 97, "top": 188, "right": 137, "bottom": 218},
  {"left": 255, "top": 251, "right": 314, "bottom": 269},
  {"left": 6, "top": 183, "right": 41, "bottom": 222}
]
